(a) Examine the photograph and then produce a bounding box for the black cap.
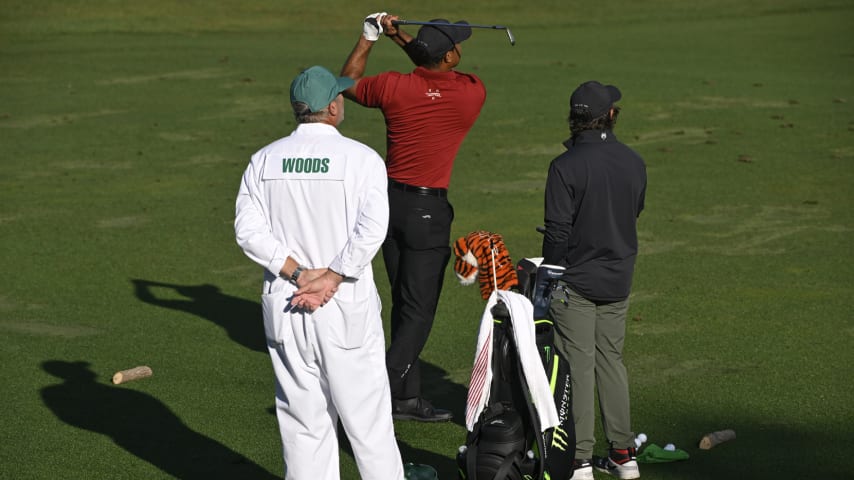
[414,19,472,59]
[570,81,622,119]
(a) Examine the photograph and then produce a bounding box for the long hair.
[292,101,330,124]
[568,105,620,138]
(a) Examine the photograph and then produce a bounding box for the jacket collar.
[563,129,618,149]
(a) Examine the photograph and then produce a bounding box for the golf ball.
[664,443,676,451]
[637,433,648,443]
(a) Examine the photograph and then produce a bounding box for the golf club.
[391,20,516,46]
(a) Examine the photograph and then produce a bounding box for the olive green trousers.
[549,283,635,459]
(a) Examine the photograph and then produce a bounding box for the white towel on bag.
[465,289,560,432]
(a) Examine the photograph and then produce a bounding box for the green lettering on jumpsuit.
[283,158,330,173]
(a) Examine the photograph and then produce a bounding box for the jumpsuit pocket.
[261,289,291,345]
[325,295,375,350]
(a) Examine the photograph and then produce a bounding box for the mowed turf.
[1,1,852,479]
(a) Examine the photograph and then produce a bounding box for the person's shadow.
[131,279,265,353]
[40,360,279,479]
[130,280,471,476]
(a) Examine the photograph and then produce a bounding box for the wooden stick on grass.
[699,429,736,449]
[112,366,153,385]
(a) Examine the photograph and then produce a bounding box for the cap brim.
[606,85,622,103]
[452,21,472,43]
[337,76,355,93]
[425,18,472,44]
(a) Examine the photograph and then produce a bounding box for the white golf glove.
[363,12,386,41]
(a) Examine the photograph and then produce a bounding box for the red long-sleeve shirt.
[354,66,486,189]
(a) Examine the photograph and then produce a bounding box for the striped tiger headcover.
[453,230,519,300]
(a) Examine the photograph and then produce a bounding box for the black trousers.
[383,186,454,400]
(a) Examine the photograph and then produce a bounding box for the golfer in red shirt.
[341,12,486,421]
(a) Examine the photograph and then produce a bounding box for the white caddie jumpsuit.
[235,122,404,480]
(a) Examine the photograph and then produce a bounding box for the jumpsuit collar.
[293,122,340,136]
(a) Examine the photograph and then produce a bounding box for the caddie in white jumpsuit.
[234,65,405,480]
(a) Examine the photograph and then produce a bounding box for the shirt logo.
[425,88,441,100]
[282,157,329,173]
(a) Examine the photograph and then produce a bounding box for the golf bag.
[457,261,575,480]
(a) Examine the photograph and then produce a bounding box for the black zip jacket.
[541,129,647,302]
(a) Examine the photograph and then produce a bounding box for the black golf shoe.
[392,397,453,422]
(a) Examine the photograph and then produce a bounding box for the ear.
[443,49,455,64]
[327,96,340,116]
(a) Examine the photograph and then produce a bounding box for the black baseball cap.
[570,80,622,119]
[415,19,472,59]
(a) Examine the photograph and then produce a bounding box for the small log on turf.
[699,429,736,450]
[112,366,153,385]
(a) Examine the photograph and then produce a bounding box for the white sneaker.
[593,448,640,479]
[572,459,594,480]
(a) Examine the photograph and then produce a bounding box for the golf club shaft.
[392,20,508,30]
[391,20,516,45]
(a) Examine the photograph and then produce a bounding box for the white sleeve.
[328,153,389,279]
[234,157,290,276]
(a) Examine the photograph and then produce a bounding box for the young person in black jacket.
[541,80,647,480]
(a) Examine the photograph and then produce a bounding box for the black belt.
[389,179,447,198]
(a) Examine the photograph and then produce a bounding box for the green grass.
[1,1,852,479]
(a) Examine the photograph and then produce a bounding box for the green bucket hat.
[289,65,354,112]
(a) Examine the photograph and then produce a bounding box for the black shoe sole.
[392,412,453,422]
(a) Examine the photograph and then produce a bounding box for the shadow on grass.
[398,437,463,480]
[416,361,469,434]
[625,417,842,480]
[336,418,462,480]
[336,361,469,478]
[40,360,278,479]
[131,279,472,477]
[131,279,265,353]
[262,359,469,477]
[399,442,460,480]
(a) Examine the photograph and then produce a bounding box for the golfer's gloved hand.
[363,12,386,41]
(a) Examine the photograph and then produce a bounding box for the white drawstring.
[490,237,499,295]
